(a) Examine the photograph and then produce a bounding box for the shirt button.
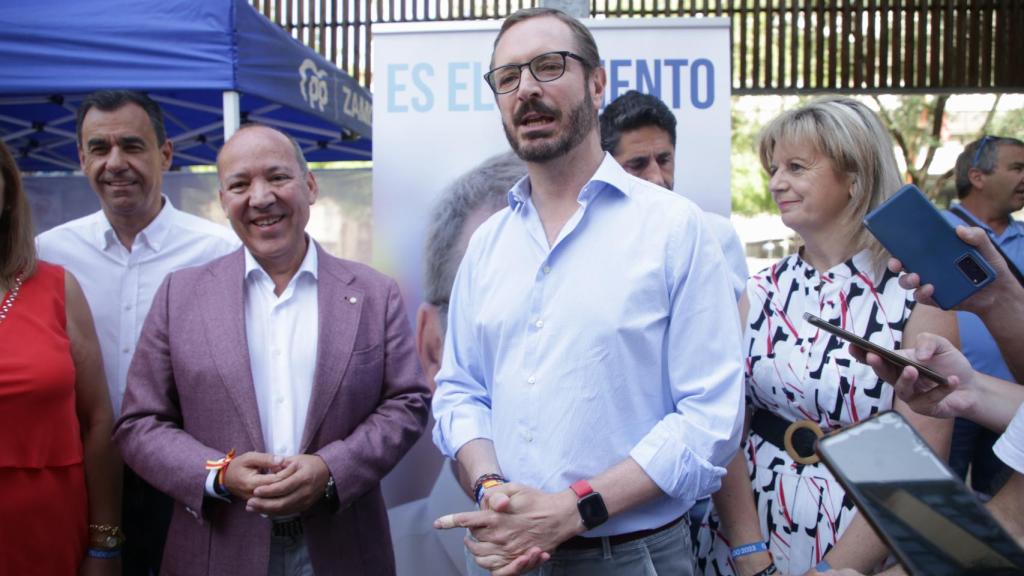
[534,319,544,329]
[273,348,281,357]
[527,376,536,385]
[543,266,551,274]
[523,431,533,443]
[276,446,287,455]
[276,396,284,404]
[122,346,131,354]
[124,303,132,310]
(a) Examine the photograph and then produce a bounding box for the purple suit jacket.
[114,244,430,576]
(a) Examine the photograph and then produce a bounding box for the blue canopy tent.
[0,0,372,172]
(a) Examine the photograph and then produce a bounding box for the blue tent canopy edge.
[0,0,372,172]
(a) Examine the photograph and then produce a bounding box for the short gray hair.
[955,135,1024,199]
[217,123,309,174]
[424,151,526,326]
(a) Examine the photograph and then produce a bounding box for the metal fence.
[250,0,1024,94]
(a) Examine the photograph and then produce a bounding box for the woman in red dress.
[0,140,122,575]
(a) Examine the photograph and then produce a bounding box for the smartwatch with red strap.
[570,479,609,530]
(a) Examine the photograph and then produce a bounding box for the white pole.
[223,90,241,142]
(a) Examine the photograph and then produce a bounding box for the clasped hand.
[222,452,330,516]
[434,483,581,575]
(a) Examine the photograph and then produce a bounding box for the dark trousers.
[122,467,173,576]
[949,417,1012,497]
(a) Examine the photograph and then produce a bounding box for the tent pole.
[223,90,240,141]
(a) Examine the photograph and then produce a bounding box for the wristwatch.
[323,475,339,512]
[569,479,608,530]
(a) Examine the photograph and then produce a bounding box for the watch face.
[578,492,609,529]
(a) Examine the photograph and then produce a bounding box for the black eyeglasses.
[971,135,995,168]
[484,51,587,95]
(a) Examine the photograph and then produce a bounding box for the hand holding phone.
[802,312,949,386]
[850,331,983,422]
[889,225,1020,318]
[864,185,996,310]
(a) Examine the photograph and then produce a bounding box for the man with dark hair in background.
[37,90,238,574]
[600,90,748,297]
[944,135,1024,497]
[389,151,526,576]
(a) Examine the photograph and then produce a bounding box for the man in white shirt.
[432,8,744,575]
[599,90,748,298]
[113,124,430,575]
[36,90,238,575]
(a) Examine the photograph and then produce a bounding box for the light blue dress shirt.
[432,154,745,537]
[943,206,1024,382]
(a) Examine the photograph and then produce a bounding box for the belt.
[271,518,303,538]
[557,515,684,551]
[750,409,825,465]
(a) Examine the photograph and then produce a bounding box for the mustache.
[513,100,559,125]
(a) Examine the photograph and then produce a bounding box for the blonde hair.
[0,140,36,284]
[758,97,903,273]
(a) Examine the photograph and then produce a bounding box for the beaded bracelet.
[472,473,508,505]
[730,540,768,559]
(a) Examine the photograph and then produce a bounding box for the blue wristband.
[87,547,122,559]
[815,559,832,572]
[730,540,768,559]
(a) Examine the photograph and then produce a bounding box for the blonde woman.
[696,98,957,576]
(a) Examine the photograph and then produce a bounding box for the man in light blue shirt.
[431,8,744,575]
[943,135,1024,496]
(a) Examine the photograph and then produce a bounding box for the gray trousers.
[269,532,315,576]
[466,518,694,576]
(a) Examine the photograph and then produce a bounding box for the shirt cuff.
[433,406,493,460]
[994,431,1024,475]
[629,429,725,504]
[205,468,231,502]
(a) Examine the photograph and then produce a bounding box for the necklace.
[0,273,24,326]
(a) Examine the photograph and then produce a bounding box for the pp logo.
[299,59,329,112]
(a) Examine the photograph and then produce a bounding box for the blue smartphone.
[864,184,996,310]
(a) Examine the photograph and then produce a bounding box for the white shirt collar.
[244,237,319,284]
[96,195,177,252]
[507,153,633,210]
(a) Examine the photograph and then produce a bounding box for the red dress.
[0,262,88,575]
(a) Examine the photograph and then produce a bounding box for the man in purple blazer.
[114,124,430,576]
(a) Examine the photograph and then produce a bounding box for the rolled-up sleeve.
[629,212,746,503]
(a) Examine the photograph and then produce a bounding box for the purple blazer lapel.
[199,250,265,452]
[300,244,361,452]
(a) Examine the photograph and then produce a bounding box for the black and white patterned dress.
[696,250,915,575]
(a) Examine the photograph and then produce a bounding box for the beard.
[503,91,597,163]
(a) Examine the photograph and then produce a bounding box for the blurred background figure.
[696,97,958,576]
[0,139,122,574]
[388,150,526,576]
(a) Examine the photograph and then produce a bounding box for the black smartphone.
[816,411,1024,575]
[864,184,997,310]
[802,312,948,386]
